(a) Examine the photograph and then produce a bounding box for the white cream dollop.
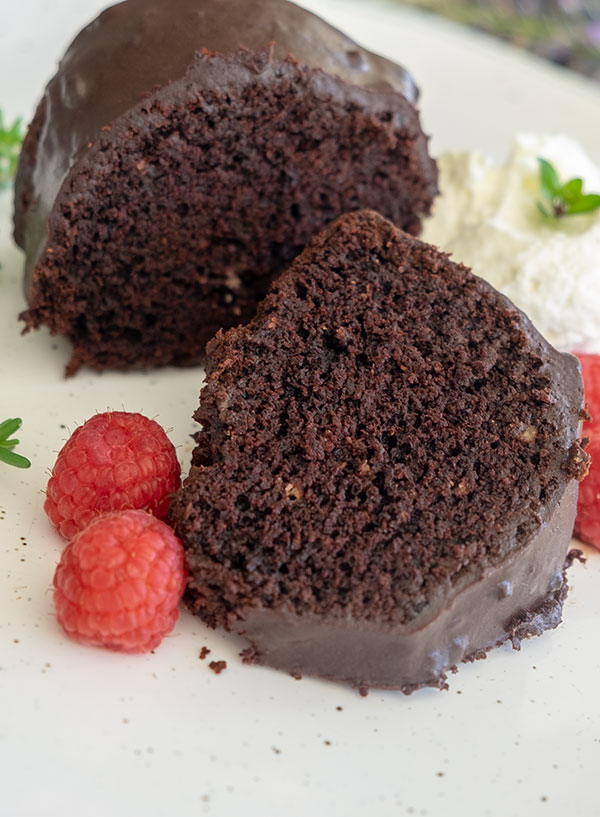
[422,133,600,354]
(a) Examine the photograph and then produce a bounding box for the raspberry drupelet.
[574,353,600,549]
[45,411,181,540]
[53,509,186,652]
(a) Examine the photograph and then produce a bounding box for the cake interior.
[23,54,433,373]
[176,211,585,631]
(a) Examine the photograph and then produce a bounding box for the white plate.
[1,2,599,816]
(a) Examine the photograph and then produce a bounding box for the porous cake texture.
[14,0,437,373]
[171,210,588,693]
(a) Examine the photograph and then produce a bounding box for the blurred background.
[399,0,600,81]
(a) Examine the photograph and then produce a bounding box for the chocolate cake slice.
[14,0,437,374]
[170,210,589,694]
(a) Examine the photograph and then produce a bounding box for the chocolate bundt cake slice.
[170,210,589,694]
[14,0,437,374]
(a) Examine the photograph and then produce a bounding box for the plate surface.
[1,2,599,816]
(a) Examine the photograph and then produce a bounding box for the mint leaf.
[568,193,600,215]
[536,201,551,218]
[558,177,583,204]
[537,157,600,219]
[538,158,561,199]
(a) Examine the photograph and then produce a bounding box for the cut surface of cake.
[170,210,589,694]
[14,0,437,374]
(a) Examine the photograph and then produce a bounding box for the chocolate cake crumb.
[171,210,586,693]
[15,0,436,374]
[208,660,227,674]
[199,646,211,660]
[564,439,591,480]
[565,548,586,567]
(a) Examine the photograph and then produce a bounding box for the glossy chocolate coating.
[214,341,584,692]
[236,482,579,693]
[173,210,587,693]
[14,0,417,271]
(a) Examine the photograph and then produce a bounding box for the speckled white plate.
[1,2,599,816]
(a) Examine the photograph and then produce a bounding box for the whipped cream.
[422,134,600,354]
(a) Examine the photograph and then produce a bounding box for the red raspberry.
[574,353,600,549]
[53,509,186,652]
[45,411,181,540]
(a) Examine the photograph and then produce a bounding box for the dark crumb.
[175,213,582,622]
[336,706,343,711]
[324,740,331,746]
[566,548,586,567]
[358,686,369,697]
[436,772,444,777]
[172,208,583,694]
[272,747,281,754]
[209,660,227,674]
[564,438,591,480]
[19,30,435,375]
[199,646,211,660]
[290,671,302,680]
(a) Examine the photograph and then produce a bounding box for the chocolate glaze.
[172,211,588,693]
[14,0,417,277]
[236,482,578,693]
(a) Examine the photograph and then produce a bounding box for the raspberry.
[53,509,186,652]
[45,411,181,540]
[574,353,600,549]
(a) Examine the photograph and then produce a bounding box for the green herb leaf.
[558,177,583,203]
[567,193,600,215]
[536,201,550,218]
[0,111,24,190]
[538,157,561,198]
[0,417,23,441]
[0,418,31,468]
[0,448,31,469]
[0,438,19,450]
[537,157,600,219]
